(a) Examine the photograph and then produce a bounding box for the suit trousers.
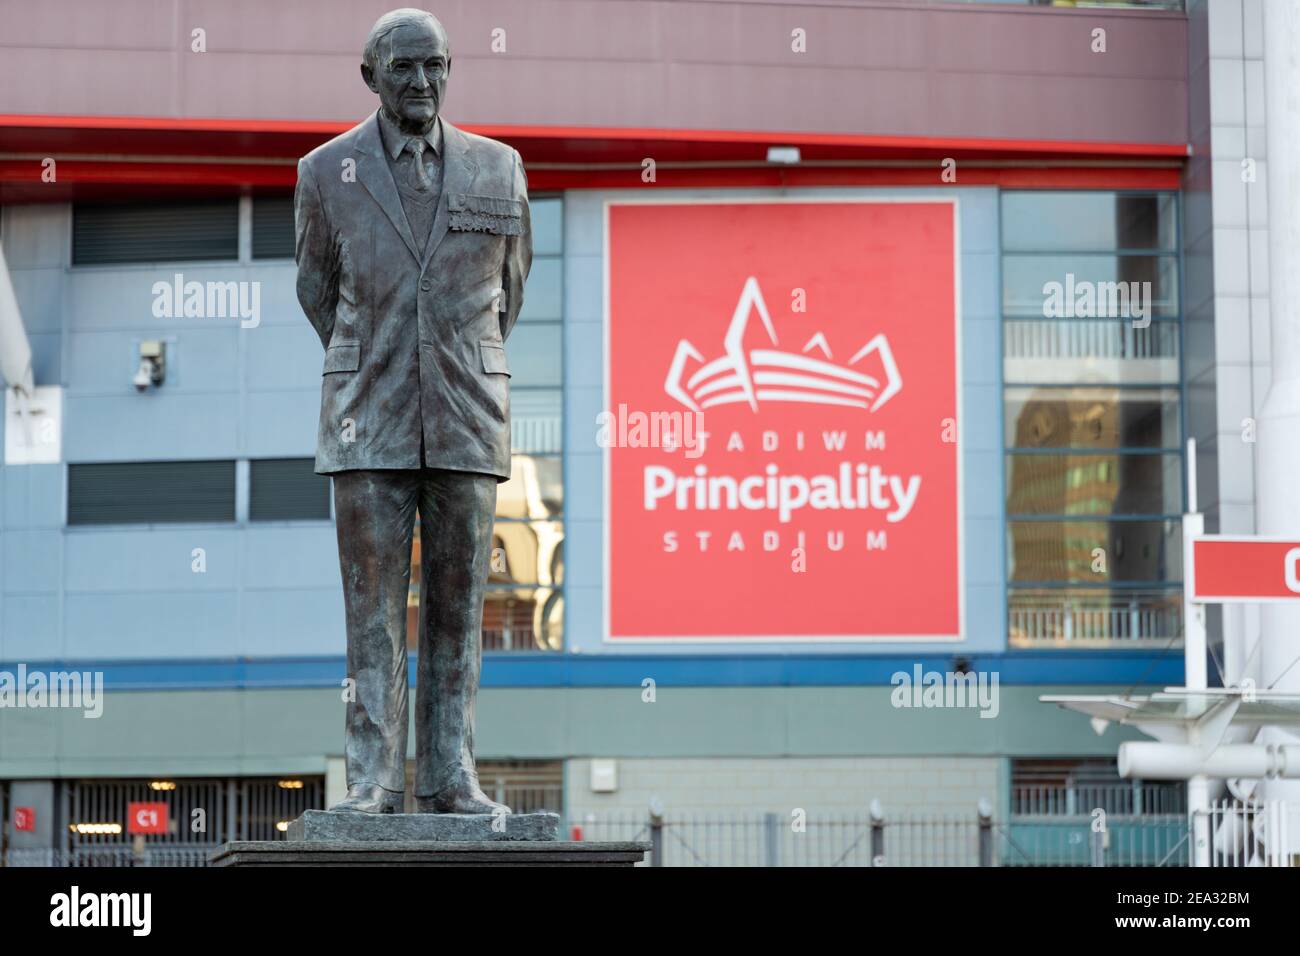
[332,468,497,798]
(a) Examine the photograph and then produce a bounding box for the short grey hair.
[362,8,449,70]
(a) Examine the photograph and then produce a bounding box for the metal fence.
[5,847,212,867]
[575,807,1282,867]
[9,799,1297,868]
[1008,590,1183,647]
[1201,799,1300,868]
[576,809,992,867]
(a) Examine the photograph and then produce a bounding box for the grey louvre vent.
[250,458,331,521]
[68,461,236,525]
[251,196,295,259]
[72,200,239,265]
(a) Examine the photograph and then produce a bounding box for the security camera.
[133,340,166,392]
[133,359,154,392]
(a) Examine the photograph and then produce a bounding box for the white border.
[600,195,965,644]
[1190,534,1300,604]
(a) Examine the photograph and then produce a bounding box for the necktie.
[407,139,432,191]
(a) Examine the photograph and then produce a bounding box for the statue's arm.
[499,148,533,343]
[294,158,339,349]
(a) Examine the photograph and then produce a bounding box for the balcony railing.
[1012,781,1185,817]
[1004,319,1179,362]
[1009,589,1182,646]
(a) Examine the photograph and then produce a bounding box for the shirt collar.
[377,109,442,160]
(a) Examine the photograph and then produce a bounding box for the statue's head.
[361,8,450,133]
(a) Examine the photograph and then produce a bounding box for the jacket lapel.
[422,119,478,272]
[353,112,420,263]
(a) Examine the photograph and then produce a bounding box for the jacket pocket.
[323,342,360,374]
[450,194,523,236]
[480,342,511,376]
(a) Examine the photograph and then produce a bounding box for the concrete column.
[1258,0,1300,822]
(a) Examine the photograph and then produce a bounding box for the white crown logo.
[664,277,903,414]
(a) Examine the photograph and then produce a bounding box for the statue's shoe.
[329,783,404,814]
[415,785,511,815]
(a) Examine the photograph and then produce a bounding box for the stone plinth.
[285,809,560,842]
[211,840,650,867]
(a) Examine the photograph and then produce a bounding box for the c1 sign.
[126,802,168,835]
[604,200,961,641]
[13,806,35,832]
[1190,536,1300,603]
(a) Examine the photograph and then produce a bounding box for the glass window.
[68,460,236,525]
[490,519,565,587]
[1006,453,1182,516]
[511,389,562,455]
[1002,254,1178,319]
[1002,192,1177,253]
[505,323,561,387]
[1001,191,1183,647]
[252,196,295,259]
[1007,519,1181,584]
[1005,387,1181,449]
[73,200,239,265]
[498,454,563,518]
[249,457,331,521]
[483,586,563,651]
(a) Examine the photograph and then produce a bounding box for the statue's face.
[364,20,449,130]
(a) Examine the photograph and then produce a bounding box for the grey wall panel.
[240,526,338,590]
[2,595,62,662]
[1,464,64,529]
[68,329,239,393]
[2,530,61,592]
[63,591,239,659]
[0,685,1156,778]
[243,389,318,459]
[244,324,322,391]
[0,1,1189,146]
[239,588,345,658]
[65,393,241,461]
[64,527,240,592]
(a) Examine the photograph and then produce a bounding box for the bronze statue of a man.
[294,8,531,814]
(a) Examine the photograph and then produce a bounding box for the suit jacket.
[295,112,532,480]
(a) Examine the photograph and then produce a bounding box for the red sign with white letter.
[13,807,34,832]
[1191,536,1300,602]
[605,200,961,641]
[127,802,168,835]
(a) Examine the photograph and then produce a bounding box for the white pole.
[1183,437,1209,864]
[1258,0,1300,840]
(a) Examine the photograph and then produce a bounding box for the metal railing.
[1202,799,1300,867]
[1009,590,1182,646]
[574,804,1274,867]
[576,806,994,867]
[1004,319,1179,362]
[12,800,1296,867]
[1012,781,1185,817]
[5,847,212,867]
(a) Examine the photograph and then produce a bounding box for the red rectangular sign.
[1191,536,1300,602]
[13,807,34,832]
[604,200,961,641]
[126,802,168,835]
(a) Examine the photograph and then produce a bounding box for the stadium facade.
[0,0,1281,863]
